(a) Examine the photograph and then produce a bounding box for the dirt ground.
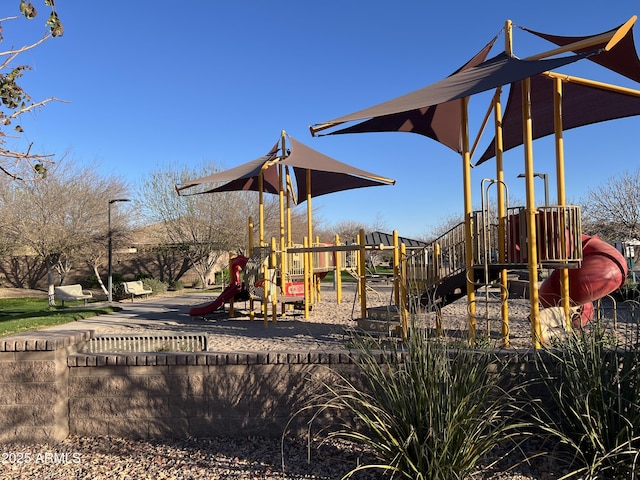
[0,287,49,298]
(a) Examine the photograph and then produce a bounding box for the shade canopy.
[317,38,497,153]
[175,134,395,203]
[309,49,593,147]
[475,18,640,164]
[281,137,395,201]
[175,153,280,196]
[476,73,640,164]
[524,18,640,82]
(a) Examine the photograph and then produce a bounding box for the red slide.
[189,283,241,317]
[189,255,249,317]
[539,235,628,327]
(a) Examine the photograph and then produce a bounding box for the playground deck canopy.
[310,18,640,164]
[309,50,592,143]
[175,134,395,203]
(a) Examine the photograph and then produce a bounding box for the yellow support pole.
[286,167,293,247]
[278,163,286,298]
[271,236,278,324]
[494,92,510,348]
[400,243,408,341]
[461,97,477,344]
[393,230,400,307]
[248,217,255,321]
[306,169,315,305]
[303,236,310,319]
[334,234,342,305]
[248,217,254,256]
[258,171,265,248]
[522,77,542,348]
[228,252,235,317]
[554,76,571,330]
[358,229,367,319]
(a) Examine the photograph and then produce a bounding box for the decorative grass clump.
[296,328,529,479]
[532,300,640,479]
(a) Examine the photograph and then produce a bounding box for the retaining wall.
[0,330,538,444]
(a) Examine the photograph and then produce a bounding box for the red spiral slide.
[189,255,249,317]
[539,235,628,327]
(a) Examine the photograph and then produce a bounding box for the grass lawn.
[0,297,118,338]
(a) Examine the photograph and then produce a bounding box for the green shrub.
[140,277,167,295]
[532,313,640,479]
[168,280,184,291]
[294,329,528,479]
[112,282,127,301]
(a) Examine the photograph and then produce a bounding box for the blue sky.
[8,1,640,239]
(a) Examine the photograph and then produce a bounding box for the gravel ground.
[0,434,569,480]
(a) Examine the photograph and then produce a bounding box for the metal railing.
[406,205,583,293]
[84,333,208,353]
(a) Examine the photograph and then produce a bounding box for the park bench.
[55,284,93,306]
[122,280,152,302]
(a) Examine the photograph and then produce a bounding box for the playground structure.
[188,203,627,349]
[182,16,640,348]
[308,16,640,348]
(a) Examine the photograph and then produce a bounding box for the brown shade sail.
[175,135,395,204]
[523,18,640,82]
[317,38,498,153]
[309,49,593,147]
[281,136,395,201]
[476,73,640,165]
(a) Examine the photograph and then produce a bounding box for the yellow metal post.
[334,234,342,304]
[494,92,510,348]
[306,169,315,305]
[271,237,278,324]
[248,217,254,256]
[400,243,408,341]
[286,167,293,247]
[393,230,400,307]
[522,77,542,348]
[554,76,571,329]
[461,97,477,344]
[303,236,310,319]
[258,172,265,248]
[248,217,255,321]
[358,229,367,319]
[228,252,235,317]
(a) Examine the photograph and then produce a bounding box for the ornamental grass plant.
[294,326,530,480]
[531,300,640,479]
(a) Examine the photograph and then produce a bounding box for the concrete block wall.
[0,328,539,444]
[0,330,92,443]
[67,351,358,439]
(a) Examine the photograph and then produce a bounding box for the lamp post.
[517,172,549,206]
[108,198,130,302]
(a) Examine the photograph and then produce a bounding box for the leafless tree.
[0,159,129,303]
[138,162,259,288]
[581,166,640,243]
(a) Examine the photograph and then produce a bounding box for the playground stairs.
[356,305,403,338]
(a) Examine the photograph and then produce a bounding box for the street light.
[108,198,130,302]
[517,172,549,206]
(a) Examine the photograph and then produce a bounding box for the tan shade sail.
[175,135,395,203]
[309,49,593,146]
[476,72,640,165]
[316,38,497,152]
